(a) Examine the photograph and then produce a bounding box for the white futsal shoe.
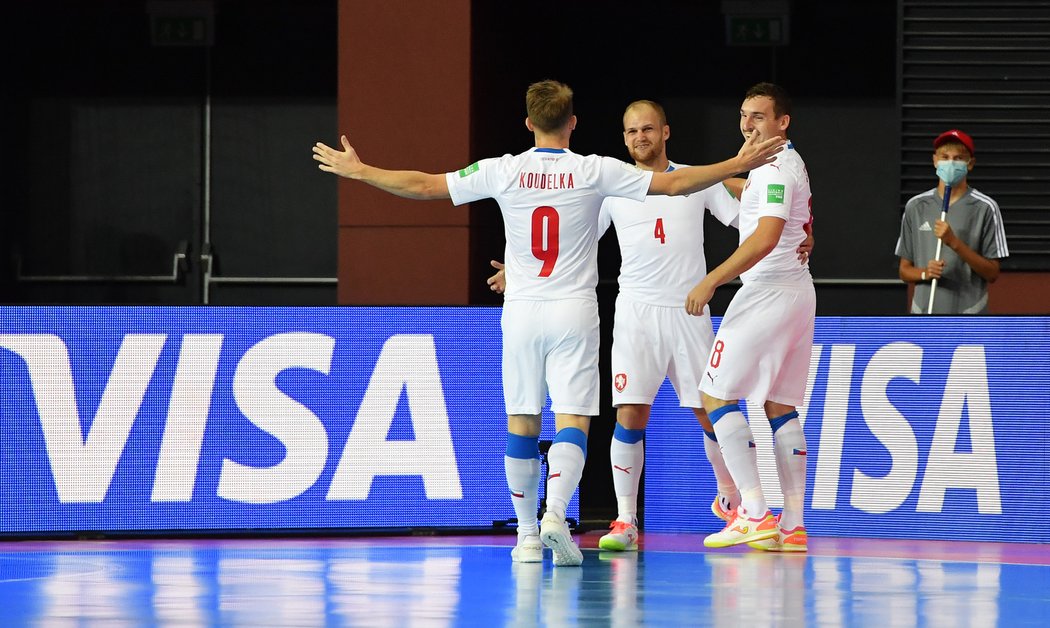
[598,520,639,551]
[511,534,543,563]
[540,512,583,566]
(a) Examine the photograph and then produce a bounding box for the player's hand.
[736,130,786,172]
[933,219,958,249]
[797,232,814,264]
[685,279,715,316]
[313,134,364,179]
[925,259,945,280]
[487,260,506,294]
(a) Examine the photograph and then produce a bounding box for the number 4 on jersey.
[654,218,666,244]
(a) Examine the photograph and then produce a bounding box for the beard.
[628,141,662,164]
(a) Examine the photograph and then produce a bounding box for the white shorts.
[610,295,714,408]
[500,298,600,416]
[700,280,816,407]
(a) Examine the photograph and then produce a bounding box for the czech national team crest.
[614,373,627,392]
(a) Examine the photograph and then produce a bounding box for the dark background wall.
[3,0,905,309]
[1,0,907,526]
[465,1,902,313]
[2,0,339,305]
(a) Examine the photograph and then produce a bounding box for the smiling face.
[739,95,789,142]
[622,102,669,168]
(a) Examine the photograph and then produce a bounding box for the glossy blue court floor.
[1,533,1048,626]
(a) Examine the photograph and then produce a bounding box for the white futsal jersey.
[738,141,812,284]
[700,141,815,406]
[599,162,740,306]
[445,148,653,301]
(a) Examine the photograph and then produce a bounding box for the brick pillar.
[337,0,471,304]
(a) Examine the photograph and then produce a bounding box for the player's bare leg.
[507,414,543,562]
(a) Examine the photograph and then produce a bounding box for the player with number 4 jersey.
[595,101,748,552]
[599,164,740,307]
[313,80,785,567]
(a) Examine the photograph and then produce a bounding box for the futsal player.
[314,79,785,565]
[685,82,814,552]
[594,100,746,551]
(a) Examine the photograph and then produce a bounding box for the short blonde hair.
[623,100,667,128]
[526,80,574,133]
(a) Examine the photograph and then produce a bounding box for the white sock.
[703,430,739,503]
[610,436,644,524]
[545,441,586,520]
[505,456,540,537]
[712,408,768,517]
[772,417,807,530]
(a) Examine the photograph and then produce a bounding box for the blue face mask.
[936,160,968,186]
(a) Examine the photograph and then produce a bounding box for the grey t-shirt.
[895,187,1009,314]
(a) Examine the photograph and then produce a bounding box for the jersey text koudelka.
[446,148,653,301]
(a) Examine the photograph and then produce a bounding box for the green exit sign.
[151,15,212,46]
[726,16,788,46]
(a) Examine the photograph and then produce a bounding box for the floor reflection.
[0,536,1047,626]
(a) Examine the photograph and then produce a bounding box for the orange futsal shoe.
[703,507,778,548]
[598,520,639,552]
[748,515,808,552]
[710,493,739,523]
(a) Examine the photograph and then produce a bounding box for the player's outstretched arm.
[313,134,450,200]
[649,132,785,197]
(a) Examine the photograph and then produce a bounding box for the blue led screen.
[0,306,577,534]
[645,317,1050,543]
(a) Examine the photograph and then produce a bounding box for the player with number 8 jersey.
[687,82,815,553]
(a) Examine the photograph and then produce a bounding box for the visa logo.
[747,342,1002,515]
[0,333,463,505]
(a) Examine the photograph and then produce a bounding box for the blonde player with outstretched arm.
[687,82,814,552]
[314,80,784,567]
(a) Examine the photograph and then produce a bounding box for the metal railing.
[599,277,905,287]
[199,243,336,304]
[14,241,189,284]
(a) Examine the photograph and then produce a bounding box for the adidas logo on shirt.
[919,221,932,231]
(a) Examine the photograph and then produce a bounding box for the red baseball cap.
[933,129,975,155]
